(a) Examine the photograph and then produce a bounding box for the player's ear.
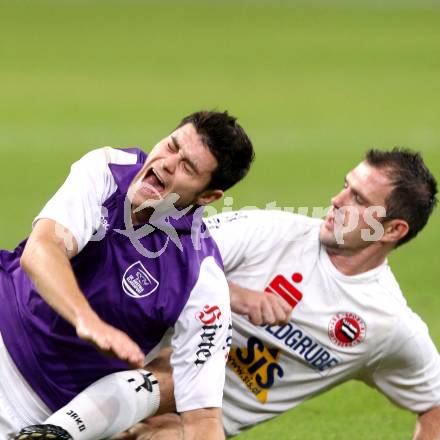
[196,189,224,206]
[381,219,409,245]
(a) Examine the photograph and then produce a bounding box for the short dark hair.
[177,110,255,191]
[365,147,438,247]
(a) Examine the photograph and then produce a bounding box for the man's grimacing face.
[128,123,221,221]
[320,161,394,251]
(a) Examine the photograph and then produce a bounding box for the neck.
[325,243,390,276]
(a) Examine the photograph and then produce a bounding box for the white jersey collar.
[319,244,388,284]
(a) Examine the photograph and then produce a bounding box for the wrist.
[230,286,250,314]
[73,304,99,329]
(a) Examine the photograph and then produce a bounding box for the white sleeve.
[369,313,440,413]
[205,210,319,274]
[34,147,136,253]
[170,256,231,413]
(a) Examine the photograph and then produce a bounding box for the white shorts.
[0,332,51,438]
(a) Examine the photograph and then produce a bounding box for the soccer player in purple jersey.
[0,111,254,440]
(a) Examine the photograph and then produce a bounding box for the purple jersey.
[0,148,229,412]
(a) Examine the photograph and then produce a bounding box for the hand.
[111,415,183,440]
[76,312,145,368]
[182,409,223,440]
[110,426,139,440]
[229,282,292,326]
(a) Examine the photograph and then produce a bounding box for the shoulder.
[197,256,228,290]
[104,147,146,165]
[374,266,430,333]
[206,209,320,227]
[370,283,434,366]
[71,147,141,170]
[376,265,407,304]
[206,209,321,240]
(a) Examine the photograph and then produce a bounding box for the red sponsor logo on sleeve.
[196,304,222,324]
[194,305,224,366]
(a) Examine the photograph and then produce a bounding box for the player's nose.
[162,154,178,174]
[331,189,346,209]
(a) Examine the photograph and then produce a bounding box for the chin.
[133,194,161,208]
[319,229,340,249]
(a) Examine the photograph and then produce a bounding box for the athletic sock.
[44,369,160,440]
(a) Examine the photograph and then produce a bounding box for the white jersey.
[206,210,440,436]
[0,148,230,435]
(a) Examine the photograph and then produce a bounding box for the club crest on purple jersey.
[122,261,159,298]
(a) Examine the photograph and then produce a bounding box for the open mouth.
[142,168,166,193]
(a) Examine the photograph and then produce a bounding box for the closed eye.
[345,177,366,205]
[167,142,177,153]
[182,160,194,175]
[354,193,364,204]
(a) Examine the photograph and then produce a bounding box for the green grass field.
[1,1,439,438]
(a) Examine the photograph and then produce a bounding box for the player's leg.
[14,369,161,440]
[14,348,175,440]
[0,331,51,439]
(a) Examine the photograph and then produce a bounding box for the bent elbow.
[20,242,36,274]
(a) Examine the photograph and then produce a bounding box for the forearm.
[110,414,184,440]
[111,411,223,440]
[181,409,224,440]
[183,421,224,440]
[413,406,440,440]
[21,219,145,366]
[20,223,95,327]
[228,281,251,315]
[147,348,176,415]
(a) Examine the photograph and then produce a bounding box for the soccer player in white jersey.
[18,148,440,439]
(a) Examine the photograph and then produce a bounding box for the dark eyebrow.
[171,135,200,175]
[345,176,372,205]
